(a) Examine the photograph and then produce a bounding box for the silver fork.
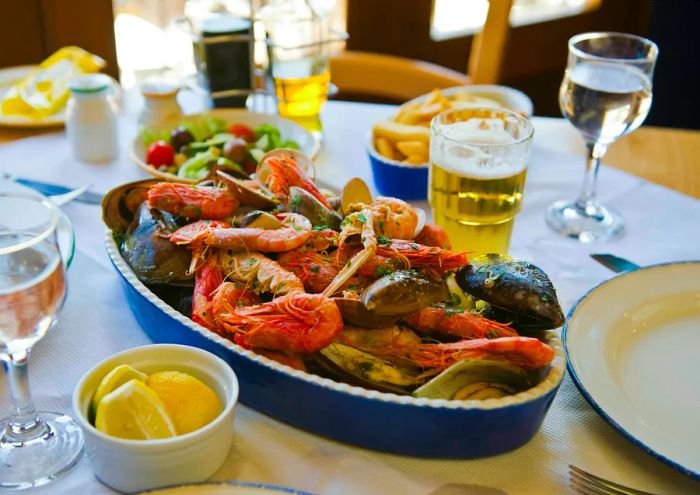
[569,465,657,495]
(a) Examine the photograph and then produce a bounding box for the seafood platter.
[104,148,566,457]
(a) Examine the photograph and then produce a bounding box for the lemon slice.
[95,379,177,440]
[146,371,222,435]
[90,364,147,419]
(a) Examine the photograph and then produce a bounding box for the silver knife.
[7,175,103,205]
[590,253,640,273]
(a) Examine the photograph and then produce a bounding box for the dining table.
[0,89,699,495]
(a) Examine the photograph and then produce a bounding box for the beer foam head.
[432,118,528,179]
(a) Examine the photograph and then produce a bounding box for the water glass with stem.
[545,32,658,241]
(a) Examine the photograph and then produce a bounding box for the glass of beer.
[259,2,340,133]
[546,32,658,241]
[429,107,534,254]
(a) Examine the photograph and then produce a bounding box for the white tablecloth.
[1,95,699,495]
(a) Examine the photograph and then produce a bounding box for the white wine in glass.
[546,32,658,241]
[0,192,83,490]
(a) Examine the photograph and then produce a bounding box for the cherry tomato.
[228,123,256,143]
[146,141,175,167]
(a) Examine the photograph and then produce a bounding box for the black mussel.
[120,203,193,285]
[239,210,283,229]
[288,186,342,230]
[413,359,535,400]
[318,343,425,394]
[361,270,449,316]
[479,303,557,335]
[456,254,565,328]
[102,179,161,233]
[334,298,404,328]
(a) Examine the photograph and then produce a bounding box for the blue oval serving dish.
[107,234,564,458]
[367,135,429,201]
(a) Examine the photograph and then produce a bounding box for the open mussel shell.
[256,148,316,185]
[455,254,565,329]
[239,210,283,229]
[413,359,535,400]
[334,298,405,328]
[318,343,425,394]
[102,178,161,233]
[288,186,342,230]
[412,207,427,239]
[216,170,279,209]
[341,177,373,215]
[361,270,450,316]
[120,203,193,285]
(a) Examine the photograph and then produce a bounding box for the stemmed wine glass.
[546,32,658,241]
[0,192,83,489]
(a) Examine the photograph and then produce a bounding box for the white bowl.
[72,344,239,493]
[131,109,320,183]
[403,84,534,117]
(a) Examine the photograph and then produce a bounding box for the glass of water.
[0,193,83,489]
[545,32,658,241]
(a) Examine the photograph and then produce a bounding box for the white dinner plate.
[138,481,313,495]
[0,65,120,128]
[564,261,700,479]
[0,178,76,268]
[131,108,320,183]
[0,65,66,127]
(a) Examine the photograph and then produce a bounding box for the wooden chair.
[331,0,513,100]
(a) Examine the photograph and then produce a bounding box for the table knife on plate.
[7,175,103,205]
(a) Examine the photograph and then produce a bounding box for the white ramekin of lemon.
[72,344,238,493]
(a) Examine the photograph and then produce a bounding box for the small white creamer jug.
[66,74,118,163]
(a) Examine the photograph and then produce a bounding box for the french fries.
[372,88,509,165]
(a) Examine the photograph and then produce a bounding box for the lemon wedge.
[146,371,222,435]
[90,364,147,419]
[95,379,177,440]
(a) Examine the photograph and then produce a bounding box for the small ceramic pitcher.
[139,81,184,128]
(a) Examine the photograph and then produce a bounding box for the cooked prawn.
[414,223,452,249]
[262,156,331,208]
[368,197,419,239]
[336,326,553,370]
[218,251,304,296]
[147,182,239,219]
[169,213,313,253]
[403,305,519,340]
[217,293,343,353]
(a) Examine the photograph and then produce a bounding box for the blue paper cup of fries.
[367,133,429,200]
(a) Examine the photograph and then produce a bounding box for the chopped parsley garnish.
[312,224,329,231]
[310,265,321,273]
[377,235,391,245]
[356,213,367,223]
[375,265,393,277]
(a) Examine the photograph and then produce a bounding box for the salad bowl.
[106,233,565,458]
[131,109,320,183]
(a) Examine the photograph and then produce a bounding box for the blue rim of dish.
[106,233,566,413]
[562,260,700,480]
[137,480,315,494]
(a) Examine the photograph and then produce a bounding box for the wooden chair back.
[331,0,514,100]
